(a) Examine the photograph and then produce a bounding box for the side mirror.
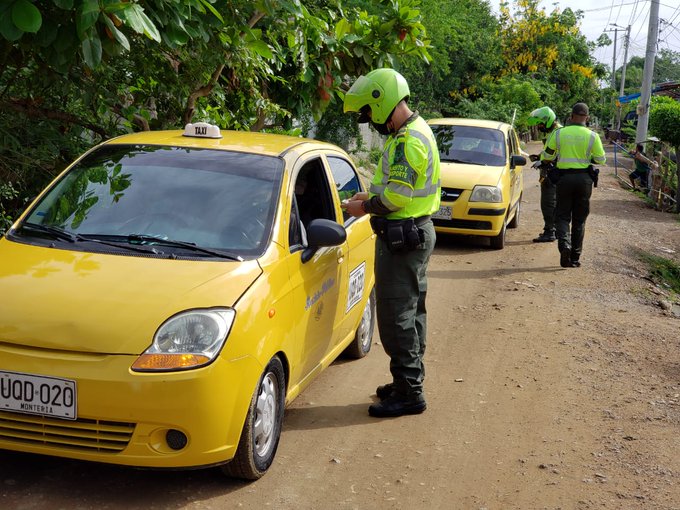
[301,218,346,263]
[510,155,527,168]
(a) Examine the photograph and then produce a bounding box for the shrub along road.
[1,142,679,509]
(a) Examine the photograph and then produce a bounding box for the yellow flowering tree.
[497,0,607,118]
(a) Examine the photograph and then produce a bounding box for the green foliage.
[639,251,680,296]
[0,0,432,224]
[649,98,680,148]
[0,181,19,235]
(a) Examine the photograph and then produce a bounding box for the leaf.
[0,3,24,41]
[53,0,74,9]
[82,32,103,69]
[121,4,161,42]
[248,40,273,60]
[76,0,99,39]
[12,0,42,33]
[102,15,130,51]
[198,0,223,23]
[335,18,350,39]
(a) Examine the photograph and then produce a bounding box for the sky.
[485,0,680,70]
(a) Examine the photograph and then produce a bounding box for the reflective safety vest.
[541,125,606,169]
[369,115,441,220]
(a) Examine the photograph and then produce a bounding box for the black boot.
[533,230,556,243]
[368,393,426,418]
[559,246,572,268]
[375,383,394,400]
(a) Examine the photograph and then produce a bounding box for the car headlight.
[469,185,503,203]
[131,308,235,372]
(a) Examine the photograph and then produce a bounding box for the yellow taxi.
[0,123,376,479]
[426,118,526,249]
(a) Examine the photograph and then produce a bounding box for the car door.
[507,127,523,208]
[325,154,375,342]
[285,154,348,385]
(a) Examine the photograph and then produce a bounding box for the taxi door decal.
[345,262,365,313]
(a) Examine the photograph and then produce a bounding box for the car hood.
[440,162,503,189]
[0,240,261,355]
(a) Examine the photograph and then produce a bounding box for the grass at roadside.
[639,250,680,298]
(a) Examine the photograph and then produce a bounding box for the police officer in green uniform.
[541,103,606,268]
[341,68,441,418]
[527,106,561,242]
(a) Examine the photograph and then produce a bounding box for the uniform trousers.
[374,220,435,397]
[539,177,557,234]
[554,172,594,261]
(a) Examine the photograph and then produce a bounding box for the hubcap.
[253,373,278,457]
[357,294,373,351]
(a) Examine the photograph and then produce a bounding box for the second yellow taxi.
[427,118,526,249]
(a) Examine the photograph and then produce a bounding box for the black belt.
[414,215,432,226]
[559,168,590,174]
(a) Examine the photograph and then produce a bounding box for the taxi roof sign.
[183,122,222,139]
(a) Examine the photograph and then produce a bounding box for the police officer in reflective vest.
[527,106,561,242]
[341,68,441,418]
[541,102,606,268]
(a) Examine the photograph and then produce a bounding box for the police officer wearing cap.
[341,68,441,418]
[541,102,606,268]
[527,106,561,242]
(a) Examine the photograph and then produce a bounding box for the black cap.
[572,103,589,116]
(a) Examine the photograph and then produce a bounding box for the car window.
[288,157,337,249]
[431,125,506,166]
[326,156,362,224]
[19,145,283,258]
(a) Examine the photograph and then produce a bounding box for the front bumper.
[0,344,261,468]
[433,199,507,236]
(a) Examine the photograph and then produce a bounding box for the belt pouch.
[387,222,405,252]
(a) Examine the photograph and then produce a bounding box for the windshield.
[431,125,506,167]
[15,145,283,259]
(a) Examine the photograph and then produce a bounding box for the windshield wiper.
[19,223,159,254]
[20,222,79,242]
[441,157,483,165]
[127,234,244,261]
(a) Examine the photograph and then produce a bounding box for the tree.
[0,0,432,232]
[497,0,607,121]
[649,97,680,213]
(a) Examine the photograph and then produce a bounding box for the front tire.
[489,220,506,250]
[343,288,376,359]
[221,357,285,480]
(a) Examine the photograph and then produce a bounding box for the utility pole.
[636,0,660,143]
[604,26,619,128]
[616,25,631,130]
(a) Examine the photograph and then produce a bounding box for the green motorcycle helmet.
[343,68,410,124]
[527,106,557,130]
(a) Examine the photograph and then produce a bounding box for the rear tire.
[343,288,376,359]
[221,357,285,480]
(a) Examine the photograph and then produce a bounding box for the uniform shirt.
[541,125,606,169]
[368,114,441,220]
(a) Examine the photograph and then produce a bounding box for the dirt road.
[2,142,679,510]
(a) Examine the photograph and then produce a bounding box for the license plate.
[0,371,77,420]
[432,205,452,220]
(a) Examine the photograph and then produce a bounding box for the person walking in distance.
[541,102,606,268]
[341,68,441,418]
[527,106,561,243]
[629,143,653,192]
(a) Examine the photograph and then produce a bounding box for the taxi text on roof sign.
[183,122,222,139]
